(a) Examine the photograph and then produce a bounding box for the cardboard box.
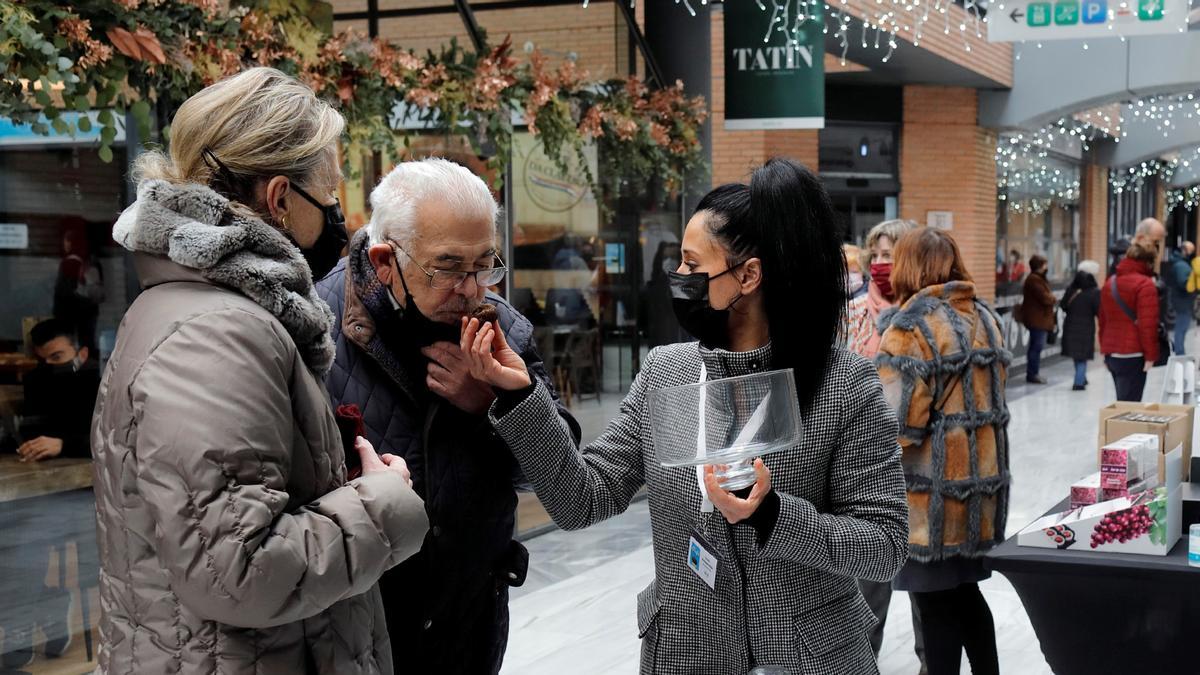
[1070,472,1103,508]
[1098,402,1195,483]
[1099,434,1156,490]
[1020,447,1183,556]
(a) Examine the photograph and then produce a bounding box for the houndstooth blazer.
[489,342,908,675]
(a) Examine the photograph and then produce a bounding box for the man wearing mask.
[2,319,98,668]
[18,319,100,462]
[315,158,578,675]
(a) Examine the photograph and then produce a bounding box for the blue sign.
[1082,0,1107,23]
[0,112,122,146]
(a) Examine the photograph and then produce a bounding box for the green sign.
[1054,1,1080,24]
[723,1,824,130]
[1138,0,1163,20]
[1028,2,1053,25]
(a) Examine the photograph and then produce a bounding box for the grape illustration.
[1090,504,1155,548]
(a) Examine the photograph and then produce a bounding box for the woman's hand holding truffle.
[462,316,532,391]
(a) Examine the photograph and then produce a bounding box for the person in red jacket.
[1100,240,1161,401]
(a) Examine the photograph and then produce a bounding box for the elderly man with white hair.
[315,157,579,675]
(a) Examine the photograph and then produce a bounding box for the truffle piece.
[334,404,364,473]
[471,303,499,325]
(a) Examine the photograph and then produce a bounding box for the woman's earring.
[280,215,289,230]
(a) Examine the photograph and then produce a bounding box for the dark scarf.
[344,229,430,406]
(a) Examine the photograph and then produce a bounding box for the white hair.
[367,157,500,249]
[1077,259,1101,282]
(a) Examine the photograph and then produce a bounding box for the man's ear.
[78,346,89,363]
[368,244,396,286]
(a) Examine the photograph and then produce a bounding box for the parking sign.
[1081,0,1107,23]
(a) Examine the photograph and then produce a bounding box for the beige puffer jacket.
[91,181,429,674]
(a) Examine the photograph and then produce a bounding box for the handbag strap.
[1109,275,1139,325]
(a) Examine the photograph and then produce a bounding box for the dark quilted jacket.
[316,241,579,675]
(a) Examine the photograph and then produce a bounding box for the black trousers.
[909,583,999,675]
[1105,355,1148,402]
[857,579,925,665]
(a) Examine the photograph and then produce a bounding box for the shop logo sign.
[1054,1,1080,24]
[1082,0,1108,23]
[522,141,590,213]
[730,45,816,72]
[723,0,825,130]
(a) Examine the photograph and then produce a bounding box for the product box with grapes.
[1019,446,1184,556]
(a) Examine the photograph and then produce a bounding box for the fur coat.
[875,281,1012,562]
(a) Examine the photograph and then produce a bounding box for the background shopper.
[1020,254,1056,385]
[1100,240,1162,402]
[844,219,924,667]
[1165,241,1195,355]
[1060,261,1102,391]
[877,227,1011,675]
[845,219,918,359]
[91,67,429,675]
[466,159,908,675]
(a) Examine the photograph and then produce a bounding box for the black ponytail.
[700,158,846,407]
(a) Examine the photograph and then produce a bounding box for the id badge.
[686,526,720,590]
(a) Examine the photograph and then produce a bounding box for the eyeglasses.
[390,242,508,290]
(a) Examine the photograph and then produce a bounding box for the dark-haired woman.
[462,158,908,675]
[1061,261,1102,391]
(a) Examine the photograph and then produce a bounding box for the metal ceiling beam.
[454,0,487,52]
[616,0,664,88]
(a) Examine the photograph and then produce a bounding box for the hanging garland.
[0,0,708,197]
[995,118,1099,215]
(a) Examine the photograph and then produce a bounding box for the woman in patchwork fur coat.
[876,227,1011,675]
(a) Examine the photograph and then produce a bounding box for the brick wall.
[899,85,998,301]
[709,9,818,185]
[839,0,1012,87]
[1080,162,1110,268]
[333,2,625,80]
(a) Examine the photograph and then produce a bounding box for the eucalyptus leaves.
[0,0,708,199]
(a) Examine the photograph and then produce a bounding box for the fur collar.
[114,179,335,375]
[879,281,980,333]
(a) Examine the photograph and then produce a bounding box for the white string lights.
[580,0,990,64]
[1167,185,1200,213]
[1125,91,1200,140]
[1108,147,1200,210]
[996,118,1101,214]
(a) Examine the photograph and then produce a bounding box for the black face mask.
[35,357,81,378]
[668,262,745,348]
[389,247,462,347]
[291,184,348,281]
[200,148,347,281]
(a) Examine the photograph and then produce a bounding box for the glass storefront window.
[508,132,684,408]
[0,134,131,672]
[820,122,900,244]
[995,139,1081,296]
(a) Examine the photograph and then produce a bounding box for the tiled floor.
[504,352,1185,674]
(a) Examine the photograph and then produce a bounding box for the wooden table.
[0,454,93,503]
[0,352,38,382]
